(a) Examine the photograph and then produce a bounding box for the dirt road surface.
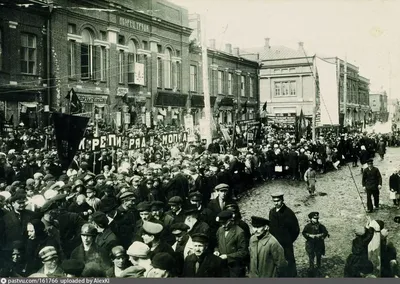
[239,147,400,277]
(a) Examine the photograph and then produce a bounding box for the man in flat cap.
[92,211,119,254]
[170,223,190,276]
[302,212,329,275]
[141,221,175,260]
[126,241,152,275]
[166,196,186,224]
[110,190,138,249]
[269,192,300,277]
[70,223,111,270]
[3,193,38,251]
[36,246,64,277]
[249,216,287,278]
[208,184,233,219]
[214,210,248,277]
[362,159,382,213]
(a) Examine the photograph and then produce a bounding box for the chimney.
[298,41,304,51]
[225,43,232,54]
[264,38,270,49]
[209,39,216,49]
[233,47,240,56]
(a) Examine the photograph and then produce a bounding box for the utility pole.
[312,56,317,141]
[200,15,212,146]
[343,56,348,128]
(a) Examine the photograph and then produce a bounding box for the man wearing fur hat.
[249,216,287,278]
[302,212,329,274]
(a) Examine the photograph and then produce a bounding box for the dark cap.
[189,191,203,201]
[308,212,319,219]
[151,252,175,272]
[80,223,97,236]
[110,246,126,259]
[367,158,374,164]
[168,196,183,205]
[9,193,27,204]
[95,174,106,181]
[184,204,199,215]
[191,233,209,244]
[61,259,85,276]
[251,216,270,228]
[91,211,109,228]
[170,223,190,234]
[137,201,151,212]
[119,191,136,201]
[216,210,234,223]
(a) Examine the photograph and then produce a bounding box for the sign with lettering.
[78,132,188,151]
[119,17,150,33]
[134,63,145,85]
[77,94,108,104]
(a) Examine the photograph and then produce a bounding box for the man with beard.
[214,210,248,277]
[151,201,174,245]
[92,211,119,254]
[249,216,287,278]
[269,192,300,277]
[183,233,222,277]
[167,196,186,224]
[3,193,38,251]
[35,246,64,277]
[70,223,111,270]
[110,191,138,249]
[141,221,175,260]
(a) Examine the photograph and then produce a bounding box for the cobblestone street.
[239,147,400,277]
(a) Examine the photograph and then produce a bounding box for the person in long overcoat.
[269,192,300,277]
[214,210,248,277]
[182,233,222,277]
[302,212,329,272]
[389,169,400,206]
[362,159,382,213]
[248,216,287,278]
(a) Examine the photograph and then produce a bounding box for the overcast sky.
[170,0,400,99]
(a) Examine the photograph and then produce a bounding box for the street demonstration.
[1,0,400,279]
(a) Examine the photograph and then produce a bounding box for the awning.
[219,97,234,106]
[20,102,38,108]
[155,91,188,107]
[191,95,217,108]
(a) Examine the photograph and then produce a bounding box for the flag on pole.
[65,88,83,114]
[53,112,90,170]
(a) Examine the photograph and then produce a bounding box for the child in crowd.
[304,163,317,196]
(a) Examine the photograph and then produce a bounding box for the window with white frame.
[249,77,254,97]
[128,40,138,83]
[118,50,124,83]
[274,81,296,96]
[100,46,107,81]
[218,71,223,94]
[190,65,197,92]
[241,75,245,96]
[228,73,232,95]
[20,33,37,74]
[174,61,181,90]
[81,29,94,79]
[164,48,172,89]
[68,40,76,77]
[157,57,162,88]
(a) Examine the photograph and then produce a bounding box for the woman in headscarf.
[25,219,60,275]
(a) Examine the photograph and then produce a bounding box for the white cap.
[127,241,150,258]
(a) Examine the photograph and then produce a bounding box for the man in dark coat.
[214,210,248,277]
[362,159,382,213]
[269,192,300,277]
[389,169,400,206]
[166,196,186,224]
[141,221,175,260]
[183,233,222,277]
[92,211,119,254]
[3,193,38,251]
[287,145,299,180]
[164,168,189,201]
[207,184,232,219]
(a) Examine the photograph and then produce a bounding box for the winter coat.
[248,232,287,278]
[183,252,222,277]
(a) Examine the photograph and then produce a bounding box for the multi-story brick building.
[370,91,389,123]
[0,0,50,127]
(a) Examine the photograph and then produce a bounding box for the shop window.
[20,33,37,74]
[81,29,94,79]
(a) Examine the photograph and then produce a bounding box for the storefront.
[190,95,217,125]
[155,91,188,126]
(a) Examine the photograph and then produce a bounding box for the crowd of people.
[0,123,398,278]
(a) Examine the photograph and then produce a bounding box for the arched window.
[128,40,138,83]
[164,48,172,88]
[81,28,94,79]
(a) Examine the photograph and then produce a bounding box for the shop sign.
[119,17,150,33]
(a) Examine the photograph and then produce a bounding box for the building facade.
[0,1,50,127]
[242,39,315,118]
[369,92,389,123]
[49,0,192,128]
